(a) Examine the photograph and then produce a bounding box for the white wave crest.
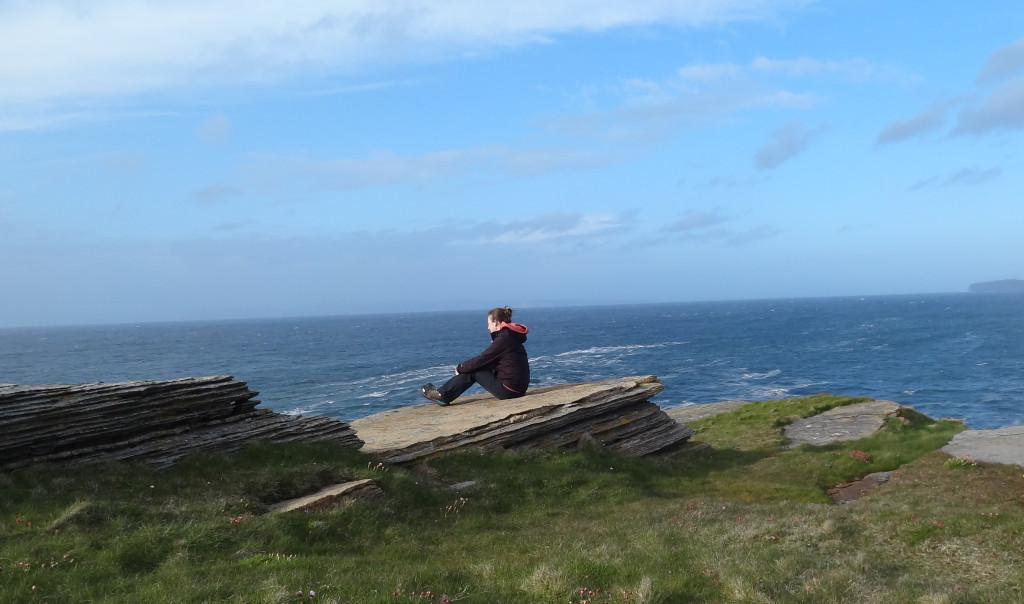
[740,369,781,380]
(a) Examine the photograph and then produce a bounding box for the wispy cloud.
[197,114,231,144]
[876,102,954,145]
[664,210,780,246]
[665,209,734,243]
[976,37,1024,85]
[243,145,616,194]
[954,38,1024,135]
[666,210,731,232]
[726,225,782,245]
[194,184,244,205]
[456,211,636,248]
[0,1,815,110]
[953,77,1024,135]
[552,51,894,143]
[750,56,893,81]
[880,38,1024,141]
[545,64,823,143]
[908,167,1002,191]
[755,120,825,169]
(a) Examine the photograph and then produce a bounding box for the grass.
[2,394,1023,603]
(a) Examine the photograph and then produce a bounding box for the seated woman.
[421,306,530,406]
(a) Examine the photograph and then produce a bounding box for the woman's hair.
[488,306,514,324]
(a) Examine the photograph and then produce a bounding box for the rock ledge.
[0,376,363,469]
[351,375,694,464]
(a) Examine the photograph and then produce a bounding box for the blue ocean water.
[2,293,1022,428]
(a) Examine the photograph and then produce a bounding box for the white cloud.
[755,120,824,169]
[0,0,814,109]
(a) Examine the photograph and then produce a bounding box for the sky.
[1,0,1022,328]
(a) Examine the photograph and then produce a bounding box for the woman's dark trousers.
[437,369,520,404]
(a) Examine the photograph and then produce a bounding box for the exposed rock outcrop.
[942,426,1024,467]
[783,400,903,448]
[351,375,696,464]
[0,376,363,469]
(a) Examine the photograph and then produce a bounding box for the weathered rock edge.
[0,376,363,470]
[268,479,384,514]
[351,375,695,464]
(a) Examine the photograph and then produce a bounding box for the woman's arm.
[456,334,507,374]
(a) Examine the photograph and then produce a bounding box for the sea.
[2,293,1022,429]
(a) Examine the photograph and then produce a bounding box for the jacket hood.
[499,321,528,334]
[491,321,528,343]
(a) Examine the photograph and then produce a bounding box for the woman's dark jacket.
[456,322,530,394]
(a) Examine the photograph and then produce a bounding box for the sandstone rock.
[666,400,754,424]
[942,426,1024,467]
[268,479,383,513]
[0,376,363,469]
[351,375,694,464]
[783,400,902,448]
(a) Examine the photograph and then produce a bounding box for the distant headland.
[969,279,1024,293]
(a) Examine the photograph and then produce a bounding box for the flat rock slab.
[827,471,893,505]
[942,426,1024,467]
[666,401,753,424]
[268,479,382,514]
[351,376,694,464]
[784,400,902,448]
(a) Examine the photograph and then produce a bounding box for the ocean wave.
[281,406,318,416]
[740,369,781,380]
[553,342,687,356]
[345,365,453,388]
[358,391,389,399]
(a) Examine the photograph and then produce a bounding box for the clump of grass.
[944,454,979,470]
[0,395,1018,603]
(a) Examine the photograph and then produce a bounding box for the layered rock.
[351,375,695,464]
[0,376,362,469]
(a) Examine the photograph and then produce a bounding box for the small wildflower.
[849,450,872,462]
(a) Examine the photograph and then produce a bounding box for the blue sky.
[1,0,1022,327]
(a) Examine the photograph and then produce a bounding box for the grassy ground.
[3,394,1023,603]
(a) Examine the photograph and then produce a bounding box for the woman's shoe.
[420,384,448,406]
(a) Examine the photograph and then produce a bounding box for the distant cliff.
[969,279,1024,293]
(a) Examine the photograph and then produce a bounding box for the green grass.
[3,395,1022,603]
